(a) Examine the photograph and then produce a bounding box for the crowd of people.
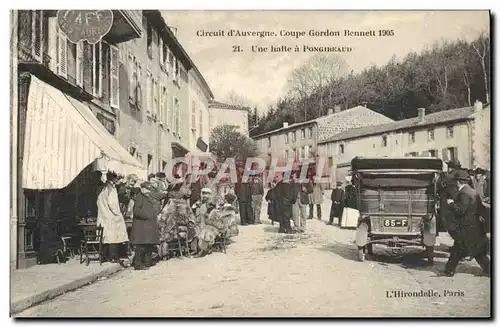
[96,170,240,270]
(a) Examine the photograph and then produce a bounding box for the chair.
[80,225,103,266]
[213,231,227,254]
[165,225,192,259]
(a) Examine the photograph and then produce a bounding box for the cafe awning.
[22,76,147,190]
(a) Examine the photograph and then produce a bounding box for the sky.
[161,10,489,112]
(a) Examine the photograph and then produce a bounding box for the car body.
[352,156,443,263]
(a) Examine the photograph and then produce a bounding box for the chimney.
[334,105,341,113]
[327,108,333,115]
[361,102,368,107]
[283,122,289,128]
[418,108,425,122]
[474,100,483,112]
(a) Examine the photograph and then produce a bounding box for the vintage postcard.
[10,10,491,318]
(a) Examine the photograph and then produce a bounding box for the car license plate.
[383,219,408,227]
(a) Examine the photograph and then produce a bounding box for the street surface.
[17,197,490,317]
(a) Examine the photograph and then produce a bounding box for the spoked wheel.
[426,246,434,265]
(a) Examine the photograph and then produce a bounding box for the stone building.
[252,105,394,170]
[208,100,250,136]
[12,10,214,269]
[318,102,491,183]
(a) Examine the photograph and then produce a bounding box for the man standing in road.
[235,167,255,225]
[329,181,345,226]
[309,177,324,220]
[273,172,295,234]
[250,174,264,224]
[444,170,490,277]
[439,160,462,245]
[294,175,312,232]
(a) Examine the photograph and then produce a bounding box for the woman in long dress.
[157,174,196,259]
[96,171,129,265]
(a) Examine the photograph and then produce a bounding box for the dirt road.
[17,199,490,317]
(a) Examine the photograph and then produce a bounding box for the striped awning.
[22,76,147,190]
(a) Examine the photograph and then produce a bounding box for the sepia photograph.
[9,9,491,318]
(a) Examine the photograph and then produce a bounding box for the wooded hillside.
[250,33,490,137]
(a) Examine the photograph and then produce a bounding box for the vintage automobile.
[352,156,443,263]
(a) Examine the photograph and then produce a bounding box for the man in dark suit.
[444,170,490,277]
[329,181,345,226]
[235,167,255,225]
[273,172,296,234]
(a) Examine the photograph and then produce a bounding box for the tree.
[286,54,350,118]
[224,90,252,108]
[209,124,259,163]
[472,31,490,103]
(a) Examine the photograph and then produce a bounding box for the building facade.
[12,10,214,270]
[318,102,491,183]
[208,100,249,136]
[188,68,213,153]
[14,10,145,269]
[253,105,394,170]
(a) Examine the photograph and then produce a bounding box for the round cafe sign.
[57,10,113,44]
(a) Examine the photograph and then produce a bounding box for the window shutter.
[76,41,84,87]
[159,85,164,123]
[110,45,119,109]
[92,42,103,97]
[57,29,68,78]
[83,41,93,93]
[128,53,135,103]
[136,62,142,109]
[32,11,43,62]
[159,38,164,68]
[453,147,458,161]
[169,96,174,127]
[146,72,151,114]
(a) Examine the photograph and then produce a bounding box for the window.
[147,22,153,59]
[446,126,454,138]
[382,135,388,147]
[301,129,305,139]
[161,160,167,172]
[159,37,166,68]
[292,148,297,159]
[267,137,271,148]
[406,152,418,157]
[109,44,119,108]
[191,101,196,129]
[339,144,345,154]
[285,150,289,160]
[305,145,310,158]
[328,157,334,168]
[428,129,435,141]
[284,134,289,144]
[292,131,296,142]
[301,147,305,158]
[308,127,313,139]
[173,56,179,83]
[408,132,415,144]
[429,149,438,158]
[443,147,458,162]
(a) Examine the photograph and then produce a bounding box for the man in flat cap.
[444,170,490,277]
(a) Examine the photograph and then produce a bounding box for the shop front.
[16,75,146,269]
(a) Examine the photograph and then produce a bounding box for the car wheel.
[426,246,434,265]
[366,243,374,255]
